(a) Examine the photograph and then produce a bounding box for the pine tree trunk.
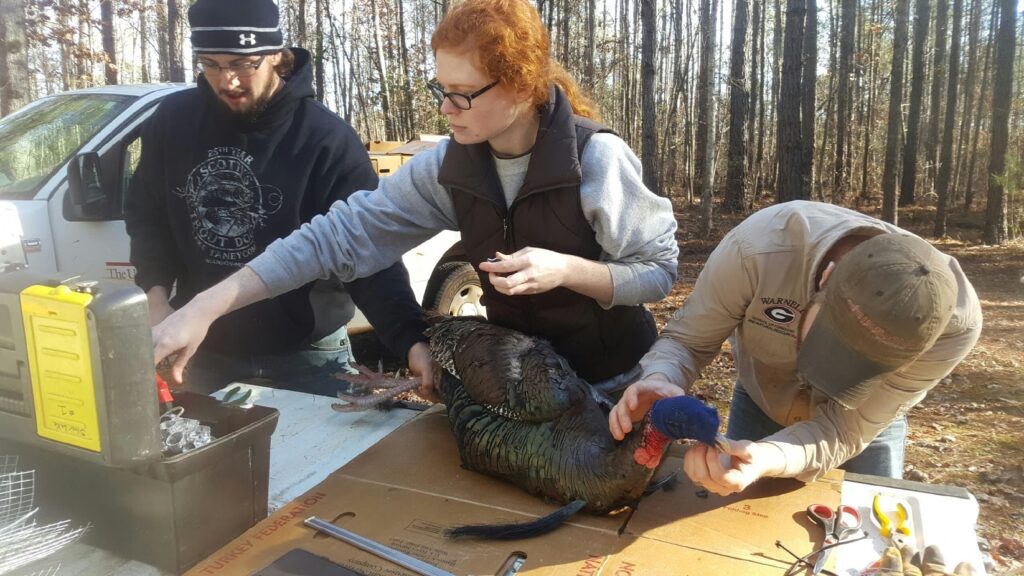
[397,0,414,137]
[297,0,307,47]
[754,0,768,202]
[0,0,29,116]
[933,0,961,237]
[983,0,1016,244]
[769,0,783,191]
[696,0,717,235]
[899,0,930,206]
[963,4,996,212]
[314,0,324,102]
[167,0,184,82]
[155,0,168,81]
[800,0,816,200]
[860,0,882,202]
[369,0,394,140]
[776,0,805,203]
[100,0,117,84]
[139,0,150,83]
[724,0,749,212]
[585,0,596,89]
[880,0,910,224]
[77,0,90,87]
[925,0,948,190]
[832,0,855,202]
[640,0,660,195]
[951,0,980,206]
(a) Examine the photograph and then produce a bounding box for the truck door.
[0,93,137,278]
[54,101,160,283]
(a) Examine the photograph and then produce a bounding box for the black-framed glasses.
[198,55,266,78]
[427,79,499,110]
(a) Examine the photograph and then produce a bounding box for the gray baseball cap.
[797,233,957,409]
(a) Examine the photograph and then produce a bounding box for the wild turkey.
[336,316,721,539]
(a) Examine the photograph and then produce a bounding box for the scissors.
[872,493,912,548]
[807,503,862,575]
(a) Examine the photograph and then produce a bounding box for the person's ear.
[819,261,836,289]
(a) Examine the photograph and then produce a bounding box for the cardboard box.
[369,154,404,176]
[188,408,842,576]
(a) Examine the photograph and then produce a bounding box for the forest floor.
[352,199,1024,573]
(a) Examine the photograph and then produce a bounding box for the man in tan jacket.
[609,201,982,494]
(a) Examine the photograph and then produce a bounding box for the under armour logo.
[239,33,256,46]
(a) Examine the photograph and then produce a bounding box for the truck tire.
[424,261,485,318]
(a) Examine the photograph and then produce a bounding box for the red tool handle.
[156,373,174,406]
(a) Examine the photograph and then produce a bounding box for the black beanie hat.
[189,0,284,55]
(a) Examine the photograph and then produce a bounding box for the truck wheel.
[424,262,485,317]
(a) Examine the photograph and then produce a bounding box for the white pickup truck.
[0,84,484,332]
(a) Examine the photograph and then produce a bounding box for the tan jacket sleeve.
[763,283,983,482]
[639,232,754,391]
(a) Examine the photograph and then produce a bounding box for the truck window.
[120,136,143,215]
[0,94,134,201]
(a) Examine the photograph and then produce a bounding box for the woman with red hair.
[151,0,678,402]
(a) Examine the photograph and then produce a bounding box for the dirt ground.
[354,201,1024,573]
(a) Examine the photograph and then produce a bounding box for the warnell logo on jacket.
[175,147,282,266]
[746,296,805,338]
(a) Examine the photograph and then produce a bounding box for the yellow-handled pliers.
[872,493,912,547]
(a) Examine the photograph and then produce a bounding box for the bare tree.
[139,0,150,83]
[776,0,806,202]
[832,0,856,202]
[314,0,324,102]
[925,0,948,188]
[167,0,184,82]
[963,0,996,211]
[899,0,930,206]
[723,0,749,212]
[155,0,168,81]
[696,0,717,235]
[880,0,911,224]
[640,0,660,195]
[800,0,817,200]
[984,0,1017,244]
[100,0,117,84]
[369,0,394,140]
[933,0,961,236]
[297,0,307,47]
[0,0,29,116]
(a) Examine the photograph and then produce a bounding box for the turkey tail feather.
[444,500,587,540]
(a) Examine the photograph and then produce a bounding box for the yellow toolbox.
[0,272,278,574]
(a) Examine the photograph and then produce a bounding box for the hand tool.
[808,503,862,575]
[304,516,455,576]
[872,493,912,548]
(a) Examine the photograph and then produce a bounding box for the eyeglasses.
[427,79,499,110]
[198,56,266,78]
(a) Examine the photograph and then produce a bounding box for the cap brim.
[797,313,889,409]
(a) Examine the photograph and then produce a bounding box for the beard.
[215,75,278,123]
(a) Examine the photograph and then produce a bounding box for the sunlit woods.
[0,0,1021,241]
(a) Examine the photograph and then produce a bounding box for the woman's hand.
[407,342,440,403]
[479,248,570,296]
[608,375,686,440]
[682,439,786,496]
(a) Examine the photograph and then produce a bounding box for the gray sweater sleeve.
[249,141,458,297]
[580,133,679,307]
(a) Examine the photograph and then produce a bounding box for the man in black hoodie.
[126,0,428,395]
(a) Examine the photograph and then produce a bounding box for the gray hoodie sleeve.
[249,141,458,298]
[579,133,679,307]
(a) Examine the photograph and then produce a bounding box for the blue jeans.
[726,383,907,478]
[182,325,358,397]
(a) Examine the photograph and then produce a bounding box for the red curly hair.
[431,0,599,120]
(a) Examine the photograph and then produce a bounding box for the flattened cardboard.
[189,408,841,576]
